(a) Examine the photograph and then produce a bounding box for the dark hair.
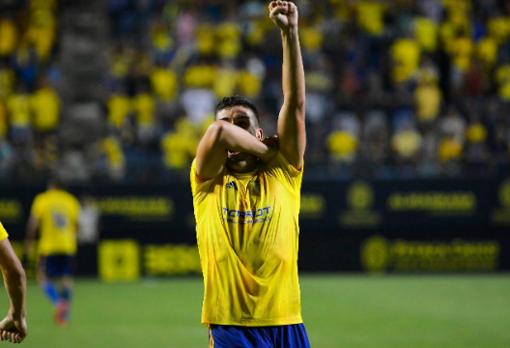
[48,176,64,189]
[215,96,259,121]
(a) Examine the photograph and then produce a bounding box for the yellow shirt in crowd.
[101,136,125,170]
[356,1,386,36]
[327,130,358,161]
[438,137,463,162]
[391,38,421,83]
[107,94,131,129]
[415,82,441,123]
[414,17,438,52]
[150,68,178,102]
[496,65,510,101]
[161,119,197,170]
[133,93,155,127]
[0,19,18,56]
[7,93,31,127]
[31,86,60,132]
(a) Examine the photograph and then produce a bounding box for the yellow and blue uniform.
[0,222,8,241]
[31,189,80,256]
[191,153,310,347]
[31,189,80,278]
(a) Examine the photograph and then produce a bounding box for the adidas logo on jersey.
[226,181,237,189]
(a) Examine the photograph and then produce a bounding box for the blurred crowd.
[0,0,60,181]
[1,0,510,183]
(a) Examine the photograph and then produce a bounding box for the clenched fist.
[0,314,27,344]
[268,1,298,33]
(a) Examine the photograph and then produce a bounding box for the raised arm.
[0,239,27,343]
[269,1,306,169]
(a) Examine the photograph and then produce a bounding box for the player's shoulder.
[262,152,303,176]
[60,190,80,205]
[0,222,7,241]
[33,190,48,203]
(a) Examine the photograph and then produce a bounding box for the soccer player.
[190,1,310,346]
[0,222,28,343]
[25,179,80,326]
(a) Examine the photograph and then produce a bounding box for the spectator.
[0,65,15,98]
[31,79,60,136]
[355,0,387,37]
[327,112,359,164]
[99,135,125,181]
[149,62,178,102]
[392,120,423,166]
[132,86,156,145]
[107,88,131,131]
[0,17,18,58]
[7,84,31,145]
[414,61,442,125]
[391,32,421,85]
[438,132,463,172]
[160,117,197,171]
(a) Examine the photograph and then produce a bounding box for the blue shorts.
[209,324,311,348]
[39,254,75,278]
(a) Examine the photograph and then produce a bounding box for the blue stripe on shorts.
[209,323,311,348]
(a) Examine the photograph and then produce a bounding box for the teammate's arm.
[0,239,27,343]
[269,1,306,169]
[24,215,39,259]
[195,121,276,180]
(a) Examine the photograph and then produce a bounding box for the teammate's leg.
[37,256,59,305]
[60,276,73,303]
[56,275,73,323]
[55,255,75,325]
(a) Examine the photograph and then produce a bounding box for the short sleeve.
[264,152,303,194]
[190,158,218,197]
[0,222,8,241]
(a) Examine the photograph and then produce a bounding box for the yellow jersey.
[0,222,8,241]
[190,153,304,326]
[30,189,80,256]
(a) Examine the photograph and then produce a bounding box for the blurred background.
[0,0,509,347]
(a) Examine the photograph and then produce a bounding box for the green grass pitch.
[7,275,510,348]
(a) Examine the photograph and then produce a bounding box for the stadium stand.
[0,0,509,183]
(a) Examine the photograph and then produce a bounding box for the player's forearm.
[213,121,272,160]
[0,239,26,319]
[24,218,37,254]
[3,267,26,319]
[281,27,305,112]
[278,26,306,167]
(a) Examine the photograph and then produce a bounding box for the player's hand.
[261,135,279,163]
[268,1,298,33]
[0,313,27,344]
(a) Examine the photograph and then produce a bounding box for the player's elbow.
[295,97,305,112]
[285,95,305,114]
[206,121,223,139]
[206,121,228,144]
